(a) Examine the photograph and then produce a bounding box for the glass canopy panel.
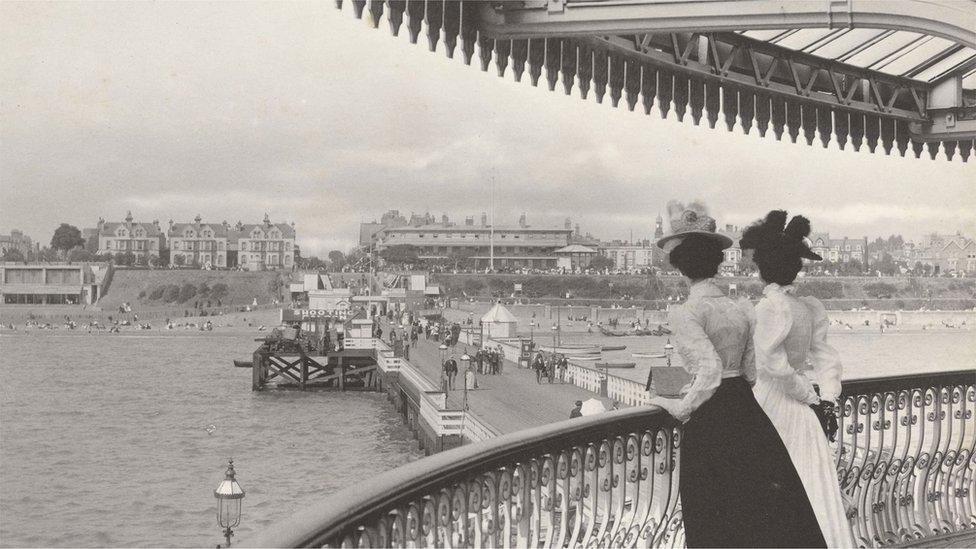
[844,31,925,68]
[773,28,837,50]
[912,49,975,81]
[810,28,890,58]
[877,37,955,74]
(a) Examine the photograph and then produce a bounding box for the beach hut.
[481,303,518,340]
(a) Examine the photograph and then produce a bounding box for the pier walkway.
[378,318,613,435]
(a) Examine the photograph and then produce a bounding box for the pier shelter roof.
[335,0,976,162]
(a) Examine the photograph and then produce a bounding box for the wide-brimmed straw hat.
[655,209,733,252]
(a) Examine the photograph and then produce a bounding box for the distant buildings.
[718,224,743,274]
[599,240,657,271]
[81,212,296,270]
[167,215,230,268]
[0,229,36,258]
[95,212,165,262]
[233,215,297,270]
[1,262,112,305]
[370,212,573,269]
[810,233,869,265]
[913,233,976,275]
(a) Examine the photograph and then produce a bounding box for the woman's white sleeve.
[803,297,843,401]
[754,296,820,405]
[668,306,723,420]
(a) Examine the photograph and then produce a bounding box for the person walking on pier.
[444,355,458,390]
[648,206,825,548]
[741,210,856,548]
[569,400,583,418]
[533,352,546,384]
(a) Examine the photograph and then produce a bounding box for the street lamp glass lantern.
[663,339,675,359]
[214,459,245,529]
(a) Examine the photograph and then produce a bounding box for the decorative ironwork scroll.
[247,407,685,547]
[248,365,974,547]
[837,371,976,547]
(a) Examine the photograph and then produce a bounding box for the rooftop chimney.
[564,217,572,230]
[465,216,474,226]
[575,223,580,235]
[441,214,449,225]
[481,212,488,227]
[518,213,526,227]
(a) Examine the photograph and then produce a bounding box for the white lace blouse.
[754,283,843,405]
[658,279,756,421]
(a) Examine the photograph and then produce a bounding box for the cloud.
[1,2,973,255]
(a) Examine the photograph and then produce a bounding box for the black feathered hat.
[739,210,823,261]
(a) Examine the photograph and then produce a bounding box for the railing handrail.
[244,406,674,547]
[841,370,975,395]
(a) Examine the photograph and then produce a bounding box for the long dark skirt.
[680,377,826,548]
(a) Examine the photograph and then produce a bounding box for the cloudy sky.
[2,2,973,256]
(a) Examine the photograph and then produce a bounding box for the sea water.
[0,334,422,547]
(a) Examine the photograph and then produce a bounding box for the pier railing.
[837,370,975,547]
[246,407,685,548]
[248,369,974,548]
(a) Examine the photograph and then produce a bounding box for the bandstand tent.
[481,302,518,339]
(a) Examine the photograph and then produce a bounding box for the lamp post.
[664,339,675,368]
[460,351,472,410]
[214,459,245,548]
[439,343,448,368]
[551,324,558,350]
[529,320,535,343]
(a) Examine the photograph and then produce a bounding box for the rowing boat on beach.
[538,343,601,355]
[632,353,666,359]
[595,362,636,369]
[233,360,252,368]
[600,345,627,351]
[569,355,601,361]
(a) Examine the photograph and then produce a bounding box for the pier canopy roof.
[336,0,976,162]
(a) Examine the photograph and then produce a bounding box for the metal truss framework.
[337,0,976,162]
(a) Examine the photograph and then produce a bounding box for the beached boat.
[569,355,601,361]
[632,353,666,359]
[538,343,601,355]
[600,345,627,351]
[233,360,252,368]
[599,326,672,337]
[595,362,636,369]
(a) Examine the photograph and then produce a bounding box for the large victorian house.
[95,212,165,262]
[167,215,230,268]
[231,214,296,270]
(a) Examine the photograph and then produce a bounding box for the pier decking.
[382,320,612,435]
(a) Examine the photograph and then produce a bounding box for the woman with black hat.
[740,210,855,548]
[650,204,825,548]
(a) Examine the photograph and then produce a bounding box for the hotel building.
[167,216,230,268]
[95,212,166,261]
[376,213,572,269]
[232,214,297,270]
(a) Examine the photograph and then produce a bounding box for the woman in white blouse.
[740,210,855,548]
[650,207,824,548]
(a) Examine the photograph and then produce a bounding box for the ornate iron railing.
[837,370,975,547]
[247,363,974,548]
[247,407,685,548]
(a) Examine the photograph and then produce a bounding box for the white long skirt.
[754,377,856,548]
